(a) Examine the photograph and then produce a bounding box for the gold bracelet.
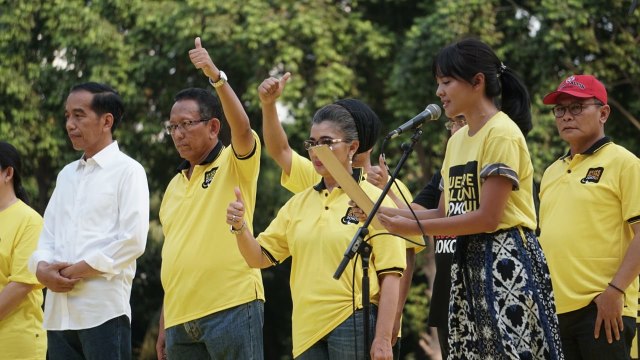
[229,220,246,235]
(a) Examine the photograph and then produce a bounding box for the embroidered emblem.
[341,207,360,225]
[580,167,604,184]
[561,75,586,90]
[202,167,219,188]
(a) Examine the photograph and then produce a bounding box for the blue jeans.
[558,302,636,360]
[165,300,264,360]
[47,315,131,360]
[297,308,377,360]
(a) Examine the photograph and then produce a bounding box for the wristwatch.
[209,71,227,88]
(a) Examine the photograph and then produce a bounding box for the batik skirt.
[447,227,564,360]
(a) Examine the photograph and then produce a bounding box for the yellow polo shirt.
[259,169,405,357]
[160,133,264,328]
[539,137,640,316]
[281,151,425,250]
[0,200,46,360]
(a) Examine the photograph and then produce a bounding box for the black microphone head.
[425,104,442,121]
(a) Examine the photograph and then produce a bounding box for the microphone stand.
[333,128,424,359]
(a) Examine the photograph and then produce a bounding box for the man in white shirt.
[29,82,149,360]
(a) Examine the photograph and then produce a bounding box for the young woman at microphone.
[357,38,563,359]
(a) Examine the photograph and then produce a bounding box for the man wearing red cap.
[538,74,640,359]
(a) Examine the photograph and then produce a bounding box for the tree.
[1,0,638,358]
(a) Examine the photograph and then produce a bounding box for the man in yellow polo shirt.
[155,38,264,359]
[539,74,640,359]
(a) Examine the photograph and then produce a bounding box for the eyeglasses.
[552,103,602,118]
[165,119,210,135]
[444,118,467,130]
[303,138,349,151]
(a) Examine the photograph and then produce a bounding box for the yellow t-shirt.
[259,171,406,357]
[441,111,536,230]
[539,138,640,316]
[160,134,264,328]
[0,200,46,359]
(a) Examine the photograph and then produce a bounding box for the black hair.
[0,142,29,204]
[174,88,224,123]
[333,99,381,154]
[311,104,359,144]
[432,38,532,136]
[70,82,125,133]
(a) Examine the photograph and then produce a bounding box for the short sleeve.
[257,200,293,264]
[370,229,406,277]
[368,194,406,276]
[10,218,43,286]
[621,155,640,225]
[479,135,526,190]
[281,151,321,194]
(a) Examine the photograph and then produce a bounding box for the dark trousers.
[558,303,635,360]
[47,315,131,360]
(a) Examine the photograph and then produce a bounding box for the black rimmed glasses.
[165,119,210,135]
[552,103,602,118]
[303,138,349,151]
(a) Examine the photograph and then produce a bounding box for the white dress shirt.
[29,141,149,330]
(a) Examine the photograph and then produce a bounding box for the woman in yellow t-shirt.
[0,141,46,359]
[370,39,564,359]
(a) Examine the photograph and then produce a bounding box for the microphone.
[385,104,442,139]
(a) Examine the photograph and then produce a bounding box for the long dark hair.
[432,38,532,136]
[0,142,29,204]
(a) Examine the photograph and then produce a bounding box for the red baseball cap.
[542,75,607,105]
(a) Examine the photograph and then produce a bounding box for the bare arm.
[391,249,415,344]
[593,222,640,343]
[227,188,273,269]
[156,305,166,360]
[0,281,34,321]
[370,273,401,360]
[379,175,512,236]
[259,73,294,175]
[189,37,254,156]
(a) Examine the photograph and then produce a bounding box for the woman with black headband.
[258,74,422,358]
[227,100,406,359]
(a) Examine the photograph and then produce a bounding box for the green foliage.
[1,0,639,358]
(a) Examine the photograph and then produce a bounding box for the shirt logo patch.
[341,207,360,225]
[580,167,604,184]
[202,167,219,189]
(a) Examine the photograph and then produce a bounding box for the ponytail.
[433,38,533,137]
[15,184,29,204]
[499,67,532,137]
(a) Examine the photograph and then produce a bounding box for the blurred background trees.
[1,0,638,358]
